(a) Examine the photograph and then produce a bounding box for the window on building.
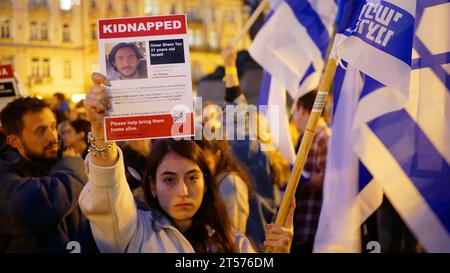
[90,0,97,9]
[188,29,194,47]
[62,24,70,42]
[31,58,39,77]
[41,22,48,40]
[30,22,38,40]
[211,8,216,22]
[209,31,218,49]
[189,27,204,48]
[30,0,48,6]
[226,10,236,23]
[42,58,50,77]
[107,1,114,12]
[187,7,202,23]
[144,0,159,15]
[123,0,129,13]
[64,60,71,79]
[90,23,97,40]
[1,19,10,39]
[0,56,14,66]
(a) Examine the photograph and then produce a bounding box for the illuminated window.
[30,22,38,40]
[1,19,10,39]
[0,56,14,66]
[64,60,71,79]
[189,27,204,48]
[209,31,218,49]
[90,23,97,40]
[107,1,114,12]
[123,0,129,13]
[30,0,48,5]
[226,10,236,23]
[187,7,202,23]
[211,8,216,22]
[62,24,70,42]
[144,0,159,15]
[42,58,50,77]
[31,58,39,77]
[41,22,48,40]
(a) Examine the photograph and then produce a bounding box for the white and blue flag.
[250,0,337,163]
[315,0,450,252]
[332,0,416,117]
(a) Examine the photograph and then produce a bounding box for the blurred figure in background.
[196,138,252,234]
[267,149,291,190]
[51,92,70,124]
[120,139,151,202]
[61,119,91,158]
[220,45,282,251]
[68,99,88,122]
[290,91,331,253]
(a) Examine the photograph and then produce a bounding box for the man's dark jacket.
[0,144,97,252]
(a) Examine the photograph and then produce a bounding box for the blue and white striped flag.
[332,0,416,115]
[250,0,337,163]
[315,0,450,252]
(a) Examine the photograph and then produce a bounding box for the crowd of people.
[0,44,418,253]
[0,46,301,253]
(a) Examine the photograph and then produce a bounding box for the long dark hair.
[70,119,91,146]
[196,138,252,196]
[142,139,237,253]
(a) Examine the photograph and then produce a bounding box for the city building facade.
[0,0,250,99]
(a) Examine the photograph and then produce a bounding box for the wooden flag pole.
[265,58,338,252]
[232,0,269,45]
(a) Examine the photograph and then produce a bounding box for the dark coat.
[0,146,97,253]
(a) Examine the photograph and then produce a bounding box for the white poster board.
[98,14,194,141]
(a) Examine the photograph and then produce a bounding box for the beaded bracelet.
[87,132,115,159]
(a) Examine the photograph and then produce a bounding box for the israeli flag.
[332,0,416,116]
[315,0,450,252]
[250,0,337,163]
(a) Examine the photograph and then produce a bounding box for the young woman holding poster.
[78,72,294,253]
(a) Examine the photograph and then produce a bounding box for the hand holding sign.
[84,72,118,166]
[84,72,111,136]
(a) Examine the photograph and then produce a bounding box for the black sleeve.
[0,157,88,235]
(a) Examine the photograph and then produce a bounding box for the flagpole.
[265,58,338,252]
[232,0,269,45]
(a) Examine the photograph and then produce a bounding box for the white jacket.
[217,172,250,234]
[78,149,255,253]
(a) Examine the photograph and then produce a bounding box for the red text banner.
[104,113,194,141]
[99,14,187,39]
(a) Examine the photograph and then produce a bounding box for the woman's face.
[152,152,205,231]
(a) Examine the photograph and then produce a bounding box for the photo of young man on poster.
[107,42,148,81]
